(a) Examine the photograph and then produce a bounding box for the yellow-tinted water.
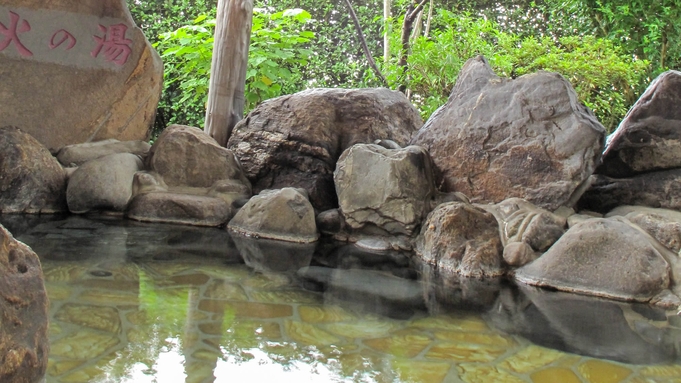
[5,216,681,383]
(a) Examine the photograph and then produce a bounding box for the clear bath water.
[2,215,680,383]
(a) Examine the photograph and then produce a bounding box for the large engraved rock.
[0,126,66,213]
[515,217,672,302]
[334,144,435,236]
[0,1,163,151]
[226,88,423,211]
[415,202,504,277]
[0,225,49,383]
[598,71,681,177]
[148,125,251,190]
[411,56,605,210]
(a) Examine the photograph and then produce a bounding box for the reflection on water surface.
[2,215,681,383]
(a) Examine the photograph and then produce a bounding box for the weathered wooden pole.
[384,0,391,62]
[204,0,254,146]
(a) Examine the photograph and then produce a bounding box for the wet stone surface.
[2,215,680,383]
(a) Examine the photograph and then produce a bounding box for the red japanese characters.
[0,9,133,65]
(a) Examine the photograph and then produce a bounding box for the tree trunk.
[384,0,391,62]
[204,0,254,147]
[410,7,424,40]
[343,0,388,86]
[397,0,428,94]
[424,0,433,37]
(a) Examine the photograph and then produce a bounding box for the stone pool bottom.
[4,216,680,383]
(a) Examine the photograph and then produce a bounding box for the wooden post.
[204,0,254,147]
[384,0,391,62]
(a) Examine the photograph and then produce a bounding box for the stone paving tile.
[285,319,342,346]
[203,280,249,301]
[530,367,582,383]
[198,299,293,318]
[299,305,357,323]
[458,364,527,383]
[54,304,121,334]
[433,330,516,347]
[50,330,120,360]
[249,289,322,304]
[363,330,432,358]
[426,341,507,363]
[391,359,453,383]
[325,320,401,339]
[499,345,566,374]
[577,360,633,383]
[410,315,490,332]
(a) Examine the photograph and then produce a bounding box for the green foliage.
[509,35,649,130]
[590,0,681,73]
[129,0,668,135]
[246,9,314,107]
[152,8,314,130]
[267,1,385,88]
[376,10,649,132]
[128,0,218,133]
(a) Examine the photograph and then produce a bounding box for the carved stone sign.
[0,6,136,69]
[0,0,163,151]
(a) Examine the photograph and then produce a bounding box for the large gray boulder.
[411,56,605,211]
[126,191,232,227]
[598,70,681,177]
[147,124,251,191]
[0,0,162,151]
[415,202,504,277]
[66,153,143,213]
[515,217,673,302]
[56,139,151,167]
[226,88,423,211]
[0,126,66,214]
[0,225,49,383]
[579,169,681,213]
[228,188,318,243]
[334,144,435,236]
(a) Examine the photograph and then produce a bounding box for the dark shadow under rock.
[297,266,425,319]
[231,233,314,273]
[418,261,505,314]
[11,215,241,263]
[579,170,681,213]
[487,285,679,364]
